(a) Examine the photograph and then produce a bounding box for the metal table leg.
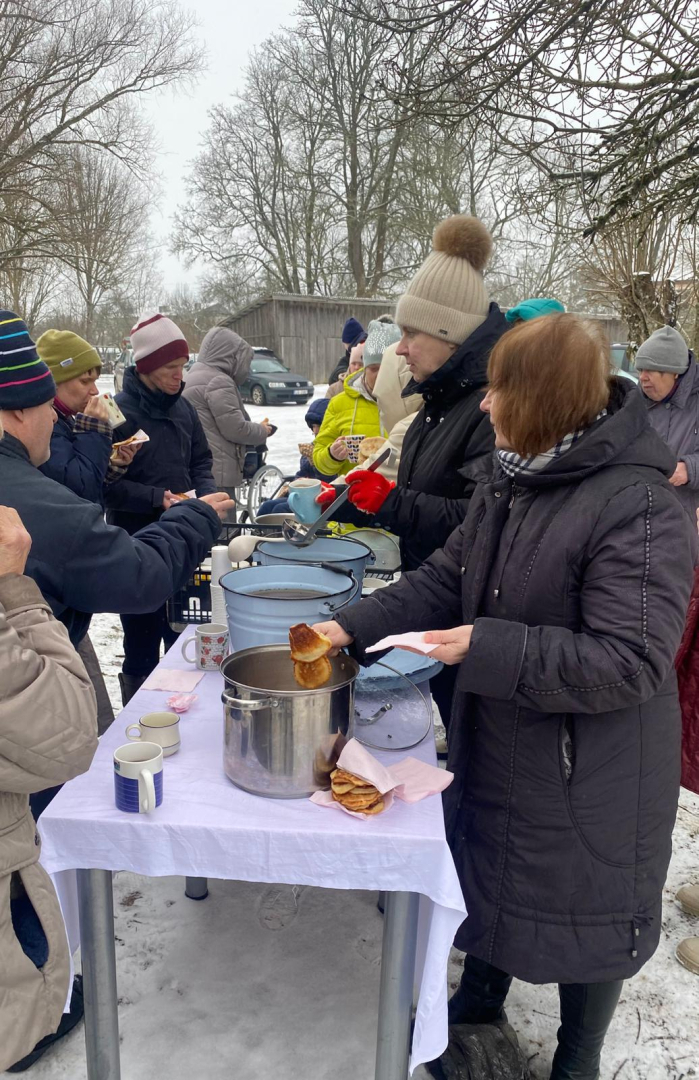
[185,876,209,900]
[375,891,420,1080]
[77,869,121,1080]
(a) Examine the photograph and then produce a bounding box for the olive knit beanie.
[37,329,102,385]
[395,215,493,345]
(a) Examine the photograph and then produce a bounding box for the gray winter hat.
[363,319,401,366]
[634,325,689,374]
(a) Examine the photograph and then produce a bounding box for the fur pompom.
[432,215,493,271]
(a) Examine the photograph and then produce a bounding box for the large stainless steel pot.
[221,645,359,798]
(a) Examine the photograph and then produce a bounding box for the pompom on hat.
[130,312,189,375]
[0,310,56,410]
[396,215,493,345]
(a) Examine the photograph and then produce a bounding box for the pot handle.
[221,690,279,711]
[322,569,359,612]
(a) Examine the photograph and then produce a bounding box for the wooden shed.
[224,293,629,385]
[224,294,396,384]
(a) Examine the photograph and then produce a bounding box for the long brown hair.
[487,314,612,457]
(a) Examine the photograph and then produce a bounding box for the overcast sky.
[143,0,297,293]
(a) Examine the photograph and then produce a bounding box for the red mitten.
[315,481,339,509]
[346,470,395,514]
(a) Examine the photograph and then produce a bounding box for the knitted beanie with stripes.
[0,310,56,409]
[130,312,189,374]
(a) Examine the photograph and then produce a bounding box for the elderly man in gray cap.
[636,325,699,520]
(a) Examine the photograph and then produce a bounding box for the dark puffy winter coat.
[106,368,217,534]
[676,565,699,794]
[334,303,508,570]
[337,380,695,984]
[40,412,111,504]
[328,351,350,386]
[0,433,221,647]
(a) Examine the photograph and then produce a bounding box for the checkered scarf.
[497,411,607,478]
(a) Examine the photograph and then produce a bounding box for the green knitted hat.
[37,330,102,385]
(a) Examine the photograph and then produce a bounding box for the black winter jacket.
[337,380,695,984]
[106,368,217,534]
[0,434,221,647]
[335,303,508,570]
[40,412,111,505]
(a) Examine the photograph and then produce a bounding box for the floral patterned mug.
[181,623,229,670]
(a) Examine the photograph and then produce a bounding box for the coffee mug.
[126,712,181,757]
[113,742,163,814]
[287,478,322,524]
[181,623,229,669]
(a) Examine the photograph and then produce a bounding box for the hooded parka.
[182,327,269,490]
[0,574,97,1071]
[337,380,695,984]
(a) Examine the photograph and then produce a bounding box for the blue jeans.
[258,497,291,516]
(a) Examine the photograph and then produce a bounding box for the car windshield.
[252,357,287,373]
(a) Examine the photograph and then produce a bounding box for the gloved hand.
[315,481,340,509]
[345,470,395,514]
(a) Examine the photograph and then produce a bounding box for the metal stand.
[375,891,419,1080]
[185,876,209,900]
[77,869,121,1080]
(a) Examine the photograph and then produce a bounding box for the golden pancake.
[293,655,332,689]
[289,623,333,663]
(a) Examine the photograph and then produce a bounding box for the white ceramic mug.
[113,742,163,814]
[181,623,229,670]
[126,712,181,757]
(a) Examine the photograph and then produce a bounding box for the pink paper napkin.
[142,669,203,692]
[166,693,198,713]
[310,738,452,819]
[366,632,438,655]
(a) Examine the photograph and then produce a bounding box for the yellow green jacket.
[313,371,384,477]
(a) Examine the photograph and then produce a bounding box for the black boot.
[424,1020,530,1080]
[7,976,84,1072]
[118,671,147,706]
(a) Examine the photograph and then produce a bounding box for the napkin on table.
[142,669,204,692]
[310,738,452,819]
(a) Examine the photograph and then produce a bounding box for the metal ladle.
[282,446,392,548]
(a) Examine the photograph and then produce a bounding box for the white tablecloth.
[39,630,466,1072]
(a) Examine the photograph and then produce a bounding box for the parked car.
[113,348,134,393]
[239,347,314,406]
[611,341,636,379]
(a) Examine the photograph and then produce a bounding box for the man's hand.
[83,395,111,422]
[670,462,689,486]
[423,625,474,665]
[0,505,31,576]
[330,438,349,461]
[198,492,236,519]
[162,490,180,510]
[312,621,353,656]
[112,442,140,467]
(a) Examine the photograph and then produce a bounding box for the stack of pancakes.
[289,623,333,689]
[330,767,385,814]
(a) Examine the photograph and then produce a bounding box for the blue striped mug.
[113,742,163,814]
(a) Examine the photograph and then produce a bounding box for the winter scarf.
[497,411,607,478]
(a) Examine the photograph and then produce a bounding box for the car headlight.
[267,382,286,388]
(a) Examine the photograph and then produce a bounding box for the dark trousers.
[452,955,623,1080]
[121,606,179,679]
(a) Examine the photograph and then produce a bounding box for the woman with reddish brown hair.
[317,313,696,1079]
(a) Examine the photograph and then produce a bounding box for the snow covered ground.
[24,379,699,1080]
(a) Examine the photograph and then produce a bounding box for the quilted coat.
[337,380,695,984]
[0,574,97,1071]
